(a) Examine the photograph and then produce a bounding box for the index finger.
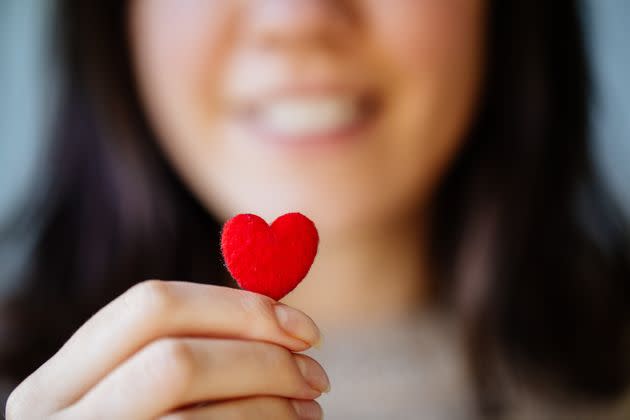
[14,280,320,412]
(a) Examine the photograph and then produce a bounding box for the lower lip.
[236,101,381,149]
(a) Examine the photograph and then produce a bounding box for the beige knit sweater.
[304,310,630,420]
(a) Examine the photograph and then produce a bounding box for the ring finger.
[160,397,323,420]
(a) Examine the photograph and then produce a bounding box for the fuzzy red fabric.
[220,212,319,300]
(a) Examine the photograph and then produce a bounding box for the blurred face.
[129,0,485,236]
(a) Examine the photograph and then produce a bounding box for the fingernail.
[274,304,321,347]
[294,354,331,394]
[290,399,324,420]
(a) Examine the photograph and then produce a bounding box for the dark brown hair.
[1,0,629,416]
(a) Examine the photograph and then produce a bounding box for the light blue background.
[584,0,630,216]
[1,1,629,292]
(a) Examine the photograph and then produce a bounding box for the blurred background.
[1,0,629,295]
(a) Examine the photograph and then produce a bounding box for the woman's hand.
[5,280,327,419]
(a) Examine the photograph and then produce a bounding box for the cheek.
[368,0,486,188]
[369,1,485,71]
[129,0,234,157]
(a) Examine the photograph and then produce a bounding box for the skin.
[6,1,485,418]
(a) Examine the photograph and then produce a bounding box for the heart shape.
[220,212,319,300]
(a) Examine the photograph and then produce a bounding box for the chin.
[214,187,403,240]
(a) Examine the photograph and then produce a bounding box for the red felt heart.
[220,212,319,300]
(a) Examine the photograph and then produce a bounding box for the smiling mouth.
[233,90,382,145]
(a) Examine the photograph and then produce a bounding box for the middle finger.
[57,338,330,419]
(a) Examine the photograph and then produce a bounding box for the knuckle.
[5,382,38,420]
[238,292,277,336]
[145,338,196,396]
[126,279,176,318]
[254,341,294,370]
[4,388,22,420]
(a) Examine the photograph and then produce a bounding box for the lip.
[229,86,382,147]
[233,82,371,104]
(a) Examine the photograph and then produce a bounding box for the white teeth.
[258,96,360,138]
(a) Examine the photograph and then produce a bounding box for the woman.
[2,0,629,418]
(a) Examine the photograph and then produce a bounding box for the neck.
[282,213,430,330]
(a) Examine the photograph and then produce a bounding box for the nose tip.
[247,0,352,49]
